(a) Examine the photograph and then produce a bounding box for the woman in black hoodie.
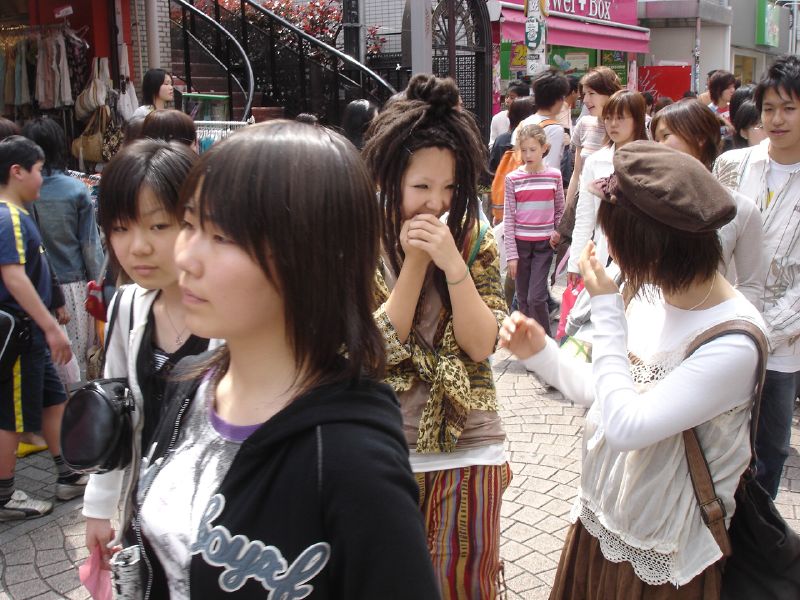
[117,121,440,599]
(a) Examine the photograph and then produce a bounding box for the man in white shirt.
[713,54,800,498]
[512,72,570,171]
[489,80,530,149]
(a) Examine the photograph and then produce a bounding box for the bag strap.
[681,318,768,558]
[466,220,489,268]
[103,285,135,356]
[538,118,560,129]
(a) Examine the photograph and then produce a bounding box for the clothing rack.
[195,118,254,153]
[195,118,255,129]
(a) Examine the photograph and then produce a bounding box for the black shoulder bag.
[682,319,800,599]
[61,286,135,474]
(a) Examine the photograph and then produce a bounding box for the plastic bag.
[556,278,584,340]
[79,546,112,600]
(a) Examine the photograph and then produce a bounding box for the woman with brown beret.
[501,142,766,599]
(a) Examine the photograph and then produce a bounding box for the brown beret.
[600,141,736,236]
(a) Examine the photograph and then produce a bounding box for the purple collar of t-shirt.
[203,374,263,442]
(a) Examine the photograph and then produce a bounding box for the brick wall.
[129,0,172,90]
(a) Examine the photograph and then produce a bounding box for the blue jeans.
[755,369,799,498]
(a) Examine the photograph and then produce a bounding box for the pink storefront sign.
[547,0,638,26]
[500,0,648,54]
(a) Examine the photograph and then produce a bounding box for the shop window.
[734,54,757,85]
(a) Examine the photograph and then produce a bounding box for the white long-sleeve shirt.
[714,139,800,371]
[567,145,614,274]
[718,190,766,310]
[523,290,765,585]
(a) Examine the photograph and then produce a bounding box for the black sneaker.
[0,490,53,521]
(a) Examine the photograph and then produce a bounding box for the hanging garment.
[56,33,73,106]
[34,34,48,108]
[14,39,30,106]
[117,43,137,120]
[50,36,61,107]
[4,46,15,108]
[0,49,5,115]
[64,29,89,96]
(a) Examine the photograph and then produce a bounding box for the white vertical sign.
[526,0,549,76]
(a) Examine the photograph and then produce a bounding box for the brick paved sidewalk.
[1,354,799,599]
[493,348,800,600]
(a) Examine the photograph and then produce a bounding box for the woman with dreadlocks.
[363,74,510,599]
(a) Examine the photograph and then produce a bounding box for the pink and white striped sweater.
[503,166,565,261]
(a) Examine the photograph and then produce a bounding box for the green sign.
[756,0,780,47]
[549,46,597,80]
[600,50,628,86]
[500,40,512,80]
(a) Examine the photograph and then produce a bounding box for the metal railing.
[170,0,255,120]
[174,0,396,125]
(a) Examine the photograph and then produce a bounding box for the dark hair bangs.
[99,140,196,238]
[603,90,648,145]
[755,56,800,111]
[182,120,386,385]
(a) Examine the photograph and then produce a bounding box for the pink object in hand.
[78,546,112,600]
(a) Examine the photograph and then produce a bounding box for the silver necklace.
[163,303,189,346]
[686,273,716,311]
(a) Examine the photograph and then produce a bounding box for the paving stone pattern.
[1,358,799,599]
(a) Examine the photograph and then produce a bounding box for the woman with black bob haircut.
[731,100,767,149]
[502,142,766,599]
[21,116,104,380]
[132,68,174,119]
[650,99,766,308]
[141,108,197,149]
[123,121,438,599]
[341,98,377,150]
[83,140,210,567]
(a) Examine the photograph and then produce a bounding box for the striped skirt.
[415,462,512,599]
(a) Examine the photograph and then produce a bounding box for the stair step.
[171,62,224,77]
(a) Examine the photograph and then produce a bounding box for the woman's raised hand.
[578,241,619,297]
[400,218,432,268]
[499,311,547,360]
[406,214,464,280]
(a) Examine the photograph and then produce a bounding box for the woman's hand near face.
[499,311,547,359]
[406,214,464,280]
[399,219,432,270]
[578,241,619,297]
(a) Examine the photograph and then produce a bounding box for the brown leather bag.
[71,106,109,165]
[682,320,800,599]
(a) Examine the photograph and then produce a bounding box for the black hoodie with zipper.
[132,352,441,599]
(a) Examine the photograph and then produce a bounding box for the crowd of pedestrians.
[0,52,798,599]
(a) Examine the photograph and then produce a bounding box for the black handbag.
[0,306,32,380]
[61,286,136,474]
[61,378,134,473]
[682,320,800,599]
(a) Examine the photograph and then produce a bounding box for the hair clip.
[594,174,618,204]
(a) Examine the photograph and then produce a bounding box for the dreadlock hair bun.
[405,74,460,117]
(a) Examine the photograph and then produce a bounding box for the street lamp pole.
[778,0,800,55]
